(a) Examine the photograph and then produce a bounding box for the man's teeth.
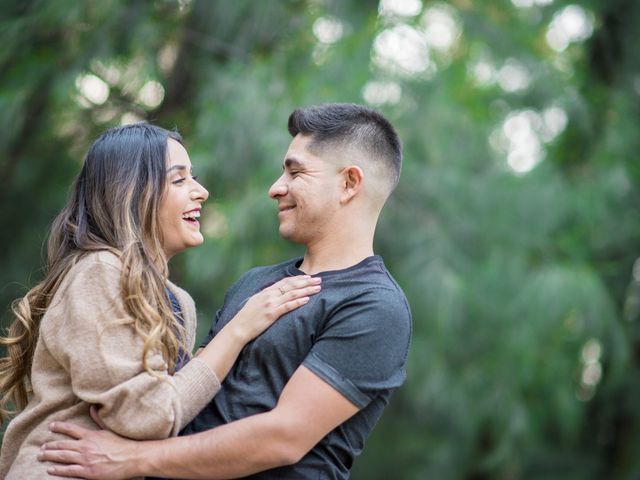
[182,211,200,220]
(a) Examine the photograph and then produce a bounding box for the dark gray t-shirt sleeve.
[302,287,411,409]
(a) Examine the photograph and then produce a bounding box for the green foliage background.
[2,0,640,478]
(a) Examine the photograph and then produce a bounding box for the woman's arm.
[45,255,319,440]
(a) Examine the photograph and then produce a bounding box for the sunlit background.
[2,0,640,478]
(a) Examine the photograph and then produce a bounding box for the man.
[39,103,412,479]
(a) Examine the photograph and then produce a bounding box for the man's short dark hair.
[288,103,403,191]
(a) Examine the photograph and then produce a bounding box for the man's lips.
[278,205,295,212]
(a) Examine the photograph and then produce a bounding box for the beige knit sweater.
[0,251,220,479]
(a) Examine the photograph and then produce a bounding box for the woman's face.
[158,138,209,258]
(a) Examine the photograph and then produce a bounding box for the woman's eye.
[192,175,199,181]
[172,177,186,185]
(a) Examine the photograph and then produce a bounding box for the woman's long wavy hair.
[0,123,189,422]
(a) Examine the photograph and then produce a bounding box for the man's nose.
[269,177,287,199]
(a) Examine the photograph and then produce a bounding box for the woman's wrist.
[219,319,252,347]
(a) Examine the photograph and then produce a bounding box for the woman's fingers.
[277,296,313,316]
[282,284,321,302]
[228,275,322,342]
[273,275,322,298]
[274,275,321,291]
[89,405,108,429]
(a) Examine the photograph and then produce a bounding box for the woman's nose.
[192,182,209,202]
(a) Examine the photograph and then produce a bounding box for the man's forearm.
[132,411,301,479]
[42,366,357,479]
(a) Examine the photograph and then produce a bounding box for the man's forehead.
[286,134,313,155]
[282,136,324,167]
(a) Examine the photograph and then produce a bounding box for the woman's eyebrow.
[167,165,188,173]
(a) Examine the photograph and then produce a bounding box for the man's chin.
[278,227,302,244]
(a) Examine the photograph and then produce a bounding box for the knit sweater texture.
[0,251,220,479]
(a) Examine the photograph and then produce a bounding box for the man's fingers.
[46,464,88,478]
[41,439,84,452]
[38,447,85,465]
[49,421,89,440]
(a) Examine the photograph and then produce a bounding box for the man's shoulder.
[337,257,412,338]
[341,256,409,303]
[376,261,410,304]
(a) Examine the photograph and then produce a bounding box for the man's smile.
[278,204,296,214]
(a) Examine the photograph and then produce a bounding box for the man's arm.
[40,365,359,479]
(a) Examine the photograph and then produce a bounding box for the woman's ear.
[340,165,364,204]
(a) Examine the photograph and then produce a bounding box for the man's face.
[268,134,342,244]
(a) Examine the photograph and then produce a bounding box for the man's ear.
[340,165,364,204]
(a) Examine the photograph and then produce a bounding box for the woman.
[0,123,320,479]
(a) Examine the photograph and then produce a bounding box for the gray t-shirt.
[182,255,412,479]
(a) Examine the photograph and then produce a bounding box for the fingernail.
[312,286,321,291]
[313,277,322,283]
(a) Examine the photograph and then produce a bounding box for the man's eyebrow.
[283,157,304,169]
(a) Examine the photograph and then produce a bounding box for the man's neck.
[298,233,375,275]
